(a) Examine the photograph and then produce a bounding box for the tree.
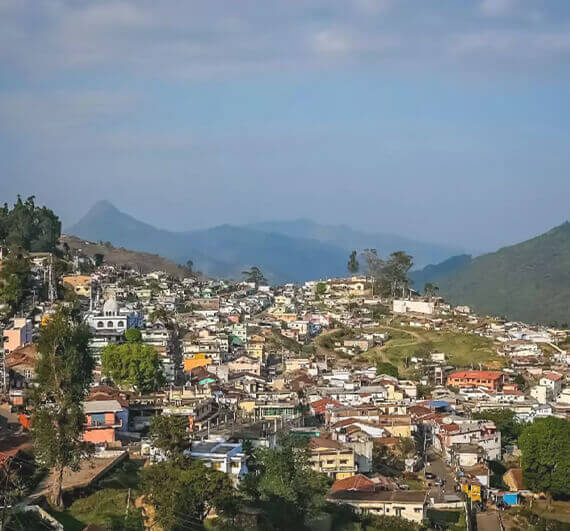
[0,248,30,315]
[149,415,190,458]
[148,307,174,328]
[473,409,522,450]
[361,249,413,298]
[0,196,60,253]
[124,328,142,343]
[316,282,327,297]
[423,282,439,299]
[240,436,330,529]
[376,361,399,378]
[93,253,104,267]
[101,342,165,393]
[30,306,94,508]
[186,259,194,273]
[519,417,570,498]
[372,444,403,477]
[242,266,266,287]
[347,250,359,276]
[142,458,236,529]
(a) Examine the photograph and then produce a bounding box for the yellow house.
[378,415,413,438]
[62,275,92,297]
[246,335,265,361]
[308,438,357,480]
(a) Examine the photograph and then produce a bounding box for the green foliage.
[362,249,414,297]
[241,437,331,529]
[519,417,570,498]
[30,306,95,507]
[242,266,266,287]
[142,457,236,529]
[363,514,420,530]
[124,328,142,343]
[372,445,403,476]
[423,282,439,298]
[347,250,359,275]
[375,361,399,378]
[0,248,30,315]
[412,222,570,324]
[51,488,144,531]
[473,409,522,449]
[0,196,61,252]
[101,342,165,392]
[93,253,105,267]
[149,415,190,457]
[316,282,328,296]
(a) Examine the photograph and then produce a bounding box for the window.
[24,369,32,379]
[107,321,113,328]
[97,321,104,328]
[118,321,124,328]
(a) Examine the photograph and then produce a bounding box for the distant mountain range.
[410,222,570,324]
[66,201,462,283]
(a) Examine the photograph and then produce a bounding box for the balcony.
[84,419,122,429]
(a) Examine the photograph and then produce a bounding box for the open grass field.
[363,325,501,372]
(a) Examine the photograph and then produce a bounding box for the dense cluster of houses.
[1,254,569,524]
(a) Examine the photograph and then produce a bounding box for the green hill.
[412,222,570,324]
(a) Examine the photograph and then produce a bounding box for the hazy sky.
[1,0,570,252]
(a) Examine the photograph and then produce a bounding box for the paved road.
[424,448,457,502]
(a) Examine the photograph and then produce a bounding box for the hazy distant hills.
[67,201,461,283]
[247,219,464,268]
[410,222,570,324]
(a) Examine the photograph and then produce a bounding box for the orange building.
[83,400,123,444]
[447,370,504,391]
[183,355,213,373]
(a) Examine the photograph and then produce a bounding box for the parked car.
[434,478,443,486]
[425,472,436,480]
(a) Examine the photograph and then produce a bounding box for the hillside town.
[1,219,570,530]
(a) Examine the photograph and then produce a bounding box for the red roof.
[331,474,375,493]
[311,398,343,414]
[542,372,563,381]
[449,370,503,380]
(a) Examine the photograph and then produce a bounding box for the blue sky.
[1,0,570,252]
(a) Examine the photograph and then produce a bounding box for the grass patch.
[364,327,500,371]
[50,489,144,531]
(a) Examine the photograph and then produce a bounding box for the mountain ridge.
[411,221,570,324]
[67,201,462,283]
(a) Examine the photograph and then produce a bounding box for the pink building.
[83,400,123,444]
[3,318,32,354]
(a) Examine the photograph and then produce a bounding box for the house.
[447,370,504,391]
[450,443,484,467]
[3,318,32,354]
[6,344,38,391]
[62,275,92,297]
[228,355,262,376]
[328,489,427,523]
[539,372,563,398]
[308,438,357,480]
[187,440,247,483]
[82,400,123,444]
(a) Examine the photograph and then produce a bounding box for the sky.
[1,0,570,252]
